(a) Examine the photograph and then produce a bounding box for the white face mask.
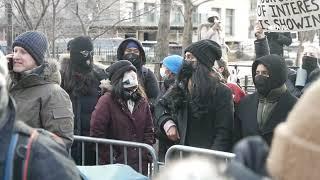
[160,67,167,78]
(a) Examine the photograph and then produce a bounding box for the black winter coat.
[155,83,234,152]
[235,88,297,146]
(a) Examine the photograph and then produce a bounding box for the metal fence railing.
[71,135,159,177]
[164,145,236,165]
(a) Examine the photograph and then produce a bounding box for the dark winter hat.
[252,54,288,89]
[106,60,137,84]
[12,31,48,66]
[184,39,222,68]
[69,36,93,52]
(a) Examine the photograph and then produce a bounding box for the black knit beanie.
[184,39,222,68]
[12,31,48,66]
[106,60,137,84]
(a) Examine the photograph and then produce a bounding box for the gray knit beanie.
[12,31,48,65]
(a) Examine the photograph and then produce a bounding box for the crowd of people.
[1,21,320,180]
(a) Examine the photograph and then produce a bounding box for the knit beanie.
[184,39,222,68]
[163,55,183,75]
[106,60,137,85]
[12,31,48,66]
[267,79,320,180]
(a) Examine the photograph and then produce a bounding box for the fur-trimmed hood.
[99,79,113,94]
[10,59,61,90]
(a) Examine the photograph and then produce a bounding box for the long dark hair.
[176,61,219,119]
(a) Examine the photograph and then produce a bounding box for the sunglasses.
[80,50,94,57]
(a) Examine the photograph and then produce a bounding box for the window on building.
[225,9,235,36]
[126,2,138,22]
[211,8,221,16]
[172,5,183,24]
[250,0,257,11]
[144,3,156,23]
[192,8,198,24]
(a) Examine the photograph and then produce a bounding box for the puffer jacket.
[9,59,74,148]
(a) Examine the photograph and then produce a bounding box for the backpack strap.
[4,126,39,180]
[4,134,19,180]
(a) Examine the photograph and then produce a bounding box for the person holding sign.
[265,31,292,57]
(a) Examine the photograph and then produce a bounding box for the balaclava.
[302,56,319,76]
[69,36,94,74]
[0,55,9,129]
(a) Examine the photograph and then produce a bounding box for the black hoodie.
[117,38,160,103]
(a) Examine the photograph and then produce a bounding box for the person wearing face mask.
[160,55,183,92]
[155,55,183,161]
[117,38,160,107]
[154,39,234,152]
[6,31,74,149]
[60,36,106,165]
[234,54,297,146]
[90,60,155,175]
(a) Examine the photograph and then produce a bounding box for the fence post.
[244,75,248,93]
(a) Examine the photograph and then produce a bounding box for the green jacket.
[9,59,74,148]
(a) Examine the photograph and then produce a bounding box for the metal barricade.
[71,135,159,177]
[164,145,235,164]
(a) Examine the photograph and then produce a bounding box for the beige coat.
[267,78,320,180]
[9,59,74,148]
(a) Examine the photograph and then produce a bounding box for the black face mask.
[254,75,272,97]
[70,50,93,74]
[302,56,318,75]
[178,60,195,81]
[122,88,140,101]
[123,53,142,69]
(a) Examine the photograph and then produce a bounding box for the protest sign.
[257,0,320,32]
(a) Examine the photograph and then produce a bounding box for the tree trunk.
[154,0,172,80]
[52,2,57,58]
[5,2,13,53]
[182,1,193,50]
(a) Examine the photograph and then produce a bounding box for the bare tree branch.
[91,5,159,40]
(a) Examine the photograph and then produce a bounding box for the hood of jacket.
[10,59,61,90]
[117,38,146,65]
[252,54,287,89]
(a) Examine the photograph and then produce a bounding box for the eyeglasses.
[80,50,94,57]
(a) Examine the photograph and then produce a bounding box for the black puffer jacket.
[117,38,160,103]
